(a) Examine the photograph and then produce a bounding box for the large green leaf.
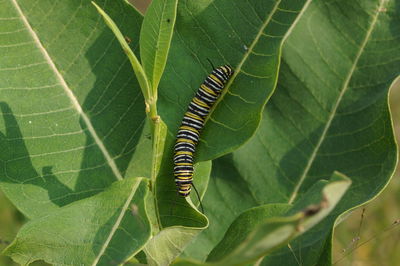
[260,0,399,263]
[183,0,398,264]
[4,177,150,265]
[175,173,350,265]
[0,0,146,219]
[208,173,350,265]
[158,0,312,162]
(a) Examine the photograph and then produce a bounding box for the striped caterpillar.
[173,65,234,197]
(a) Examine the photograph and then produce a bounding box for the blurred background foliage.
[0,1,398,265]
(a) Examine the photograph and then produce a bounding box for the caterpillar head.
[218,65,234,81]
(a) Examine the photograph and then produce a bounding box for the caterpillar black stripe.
[174,65,234,196]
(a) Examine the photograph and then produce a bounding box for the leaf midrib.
[287,0,386,204]
[201,0,282,129]
[11,0,123,181]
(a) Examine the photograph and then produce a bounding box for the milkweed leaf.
[0,0,146,218]
[4,177,151,266]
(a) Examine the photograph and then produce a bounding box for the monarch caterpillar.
[173,65,234,198]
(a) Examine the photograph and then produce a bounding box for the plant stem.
[147,94,166,229]
[147,95,165,189]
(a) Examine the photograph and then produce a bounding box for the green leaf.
[0,1,146,219]
[158,0,312,162]
[144,227,201,266]
[206,173,351,265]
[125,120,153,179]
[183,0,398,263]
[146,157,211,264]
[3,177,151,266]
[177,173,350,265]
[2,0,398,265]
[140,0,178,92]
[181,155,258,261]
[154,131,210,228]
[207,203,292,263]
[145,132,210,264]
[150,118,168,183]
[259,0,399,263]
[92,1,151,102]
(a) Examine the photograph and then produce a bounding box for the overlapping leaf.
[210,173,350,265]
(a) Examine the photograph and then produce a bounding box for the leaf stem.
[146,96,158,120]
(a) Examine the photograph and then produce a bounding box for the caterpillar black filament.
[173,65,234,196]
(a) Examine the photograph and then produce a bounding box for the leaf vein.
[287,0,386,203]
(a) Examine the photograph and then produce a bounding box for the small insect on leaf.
[302,195,329,217]
[124,36,131,44]
[302,204,322,217]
